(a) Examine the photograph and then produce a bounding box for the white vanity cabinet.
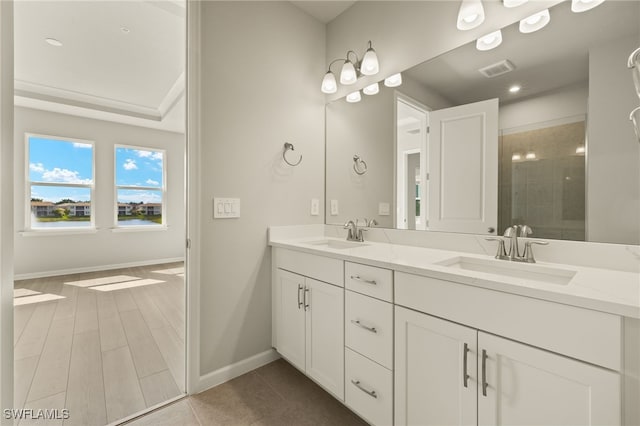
[273,249,345,400]
[395,273,622,426]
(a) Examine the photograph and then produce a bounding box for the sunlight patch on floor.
[90,278,165,292]
[14,293,65,306]
[64,275,140,288]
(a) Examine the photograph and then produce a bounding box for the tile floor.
[13,263,185,425]
[126,359,368,426]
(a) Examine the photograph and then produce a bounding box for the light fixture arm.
[327,58,345,73]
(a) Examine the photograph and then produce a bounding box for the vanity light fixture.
[321,41,380,94]
[346,90,362,103]
[384,73,403,87]
[525,151,537,160]
[503,0,528,7]
[45,38,63,47]
[509,85,521,93]
[519,9,550,33]
[512,153,522,161]
[363,82,380,96]
[457,0,486,31]
[571,0,606,13]
[476,30,503,51]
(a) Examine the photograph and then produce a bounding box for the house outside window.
[26,134,94,230]
[115,145,166,227]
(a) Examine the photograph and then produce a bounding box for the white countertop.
[269,235,640,319]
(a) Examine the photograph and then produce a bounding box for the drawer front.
[345,348,393,426]
[395,272,622,371]
[346,291,393,369]
[276,248,344,287]
[345,262,393,302]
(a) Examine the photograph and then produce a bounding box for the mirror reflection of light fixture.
[519,9,550,33]
[630,106,640,143]
[346,90,362,103]
[384,73,403,87]
[627,47,640,100]
[571,0,606,13]
[476,30,503,51]
[503,0,528,7]
[512,153,522,161]
[322,41,380,93]
[525,151,537,160]
[575,145,586,154]
[457,0,485,30]
[363,82,380,95]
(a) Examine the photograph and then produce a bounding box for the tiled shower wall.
[498,121,586,241]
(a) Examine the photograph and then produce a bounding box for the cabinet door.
[305,278,345,400]
[275,269,306,372]
[395,307,477,426]
[478,332,620,426]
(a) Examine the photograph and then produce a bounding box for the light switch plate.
[214,198,241,218]
[379,202,390,216]
[330,199,339,216]
[310,198,320,216]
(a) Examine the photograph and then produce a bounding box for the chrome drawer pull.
[481,349,488,397]
[350,275,377,285]
[463,343,469,388]
[350,319,377,333]
[351,379,377,399]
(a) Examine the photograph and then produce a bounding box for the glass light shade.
[627,48,640,100]
[503,0,528,7]
[340,60,357,85]
[525,152,536,160]
[361,47,380,76]
[457,0,485,31]
[476,30,502,51]
[519,9,550,33]
[346,91,362,103]
[384,73,402,87]
[571,0,605,13]
[321,71,337,94]
[363,82,379,95]
[511,153,522,161]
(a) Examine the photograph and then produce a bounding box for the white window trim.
[25,133,96,232]
[114,144,167,229]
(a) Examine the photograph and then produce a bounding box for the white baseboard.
[14,257,185,280]
[195,349,280,394]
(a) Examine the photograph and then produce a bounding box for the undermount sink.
[436,256,576,285]
[305,239,370,250]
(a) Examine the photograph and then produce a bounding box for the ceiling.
[290,1,356,23]
[14,1,186,133]
[405,1,639,107]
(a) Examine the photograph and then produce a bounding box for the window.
[115,146,165,227]
[26,134,94,230]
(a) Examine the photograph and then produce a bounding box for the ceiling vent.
[478,60,515,78]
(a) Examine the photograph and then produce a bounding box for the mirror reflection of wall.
[325,0,639,245]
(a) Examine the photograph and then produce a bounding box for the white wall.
[499,83,588,131]
[13,107,185,277]
[587,35,640,244]
[0,0,14,415]
[326,0,563,100]
[198,1,325,376]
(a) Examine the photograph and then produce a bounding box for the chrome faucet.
[344,220,364,242]
[486,225,548,263]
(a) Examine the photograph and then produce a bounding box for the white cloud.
[73,143,92,149]
[117,191,161,204]
[123,159,138,170]
[41,168,93,184]
[145,179,159,186]
[29,163,45,173]
[136,150,163,162]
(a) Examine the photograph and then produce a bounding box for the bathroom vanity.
[269,226,639,426]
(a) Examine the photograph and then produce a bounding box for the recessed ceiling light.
[121,26,130,34]
[45,38,62,47]
[509,85,521,93]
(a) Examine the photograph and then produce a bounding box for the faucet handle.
[343,220,355,228]
[366,218,378,227]
[519,225,533,237]
[522,240,549,263]
[485,237,508,260]
[503,226,517,237]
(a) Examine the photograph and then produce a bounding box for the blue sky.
[29,136,163,204]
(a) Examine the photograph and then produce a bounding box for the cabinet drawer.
[345,348,393,426]
[276,248,344,287]
[395,272,622,371]
[345,262,393,302]
[346,291,393,369]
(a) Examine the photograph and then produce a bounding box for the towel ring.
[353,155,367,175]
[283,142,302,166]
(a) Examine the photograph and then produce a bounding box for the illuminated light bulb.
[340,60,357,85]
[321,71,337,94]
[363,82,379,95]
[476,30,503,51]
[519,9,550,33]
[384,73,402,87]
[457,0,485,30]
[346,91,362,103]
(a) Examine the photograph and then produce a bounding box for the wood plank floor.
[14,263,185,426]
